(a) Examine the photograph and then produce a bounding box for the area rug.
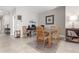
[27,40,60,53]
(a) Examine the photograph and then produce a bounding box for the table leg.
[47,33,52,48]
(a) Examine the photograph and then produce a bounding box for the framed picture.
[45,15,54,24]
[17,15,22,20]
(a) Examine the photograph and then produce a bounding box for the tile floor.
[56,40,79,53]
[0,34,79,53]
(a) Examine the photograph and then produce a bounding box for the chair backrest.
[36,26,44,40]
[51,25,60,39]
[51,25,60,34]
[22,26,27,34]
[41,25,44,29]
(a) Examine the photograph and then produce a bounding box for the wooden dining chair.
[22,26,27,38]
[36,26,44,44]
[51,25,60,44]
[36,26,50,47]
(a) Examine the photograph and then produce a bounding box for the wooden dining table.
[44,30,52,48]
[44,28,58,48]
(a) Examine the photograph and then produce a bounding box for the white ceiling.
[0,6,58,14]
[23,6,58,14]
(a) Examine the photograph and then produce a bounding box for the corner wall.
[38,6,65,35]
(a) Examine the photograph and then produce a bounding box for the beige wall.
[38,6,65,35]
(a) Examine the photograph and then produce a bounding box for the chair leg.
[55,38,60,45]
[43,40,46,48]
